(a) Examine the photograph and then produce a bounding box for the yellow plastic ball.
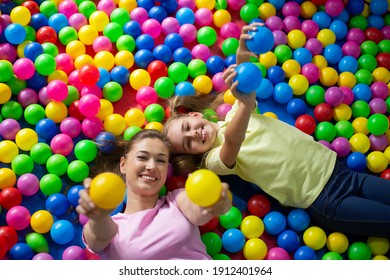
[223,89,236,105]
[96,99,114,121]
[89,172,126,210]
[0,140,19,164]
[384,146,390,163]
[45,101,68,123]
[333,104,352,121]
[352,117,369,134]
[367,236,390,256]
[303,226,327,250]
[94,51,115,71]
[349,133,370,153]
[130,69,151,90]
[372,67,390,83]
[125,108,146,127]
[115,50,134,68]
[243,238,268,260]
[240,215,264,239]
[213,9,231,28]
[0,83,12,104]
[316,28,336,47]
[319,67,339,87]
[66,40,86,60]
[0,168,17,190]
[185,169,222,207]
[16,41,31,59]
[259,3,276,20]
[289,74,309,95]
[372,255,389,260]
[312,55,328,70]
[30,210,54,234]
[118,0,137,12]
[326,232,349,254]
[48,70,68,84]
[282,59,301,79]
[338,72,356,88]
[193,75,213,94]
[104,113,126,136]
[78,25,99,46]
[15,128,38,151]
[10,6,31,26]
[287,29,306,49]
[145,122,163,132]
[196,0,215,9]
[259,52,277,69]
[361,3,370,17]
[366,151,388,173]
[74,54,94,69]
[300,1,317,19]
[263,112,278,119]
[89,11,110,32]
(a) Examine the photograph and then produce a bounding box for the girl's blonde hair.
[162,93,224,176]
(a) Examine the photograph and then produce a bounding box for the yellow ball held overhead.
[89,172,126,210]
[185,169,222,208]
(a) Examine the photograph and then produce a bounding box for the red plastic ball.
[314,103,334,122]
[0,236,7,258]
[295,114,317,135]
[68,100,86,121]
[380,169,390,180]
[165,176,186,192]
[247,194,271,218]
[364,27,383,44]
[147,60,168,83]
[199,216,219,234]
[78,64,100,86]
[0,188,22,210]
[21,1,40,14]
[0,226,18,251]
[36,26,58,44]
[376,53,390,69]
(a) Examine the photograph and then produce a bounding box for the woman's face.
[166,113,218,155]
[120,138,170,196]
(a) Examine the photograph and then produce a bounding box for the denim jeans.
[307,160,390,238]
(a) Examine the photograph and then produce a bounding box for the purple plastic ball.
[0,118,21,140]
[325,87,344,107]
[369,134,388,151]
[369,98,387,114]
[331,137,351,158]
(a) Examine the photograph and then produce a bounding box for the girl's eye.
[186,123,190,131]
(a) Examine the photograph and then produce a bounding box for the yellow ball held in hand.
[89,172,126,210]
[185,169,222,207]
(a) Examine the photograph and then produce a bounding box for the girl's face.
[166,113,218,155]
[120,138,170,196]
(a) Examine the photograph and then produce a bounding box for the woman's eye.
[137,156,146,160]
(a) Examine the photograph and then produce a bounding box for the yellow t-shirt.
[205,101,337,208]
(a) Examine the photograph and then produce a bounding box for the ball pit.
[0,0,389,262]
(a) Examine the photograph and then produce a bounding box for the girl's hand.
[76,178,115,220]
[236,22,264,65]
[201,183,232,217]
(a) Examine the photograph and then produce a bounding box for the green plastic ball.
[123,126,142,141]
[116,35,136,52]
[144,104,165,123]
[201,232,222,257]
[35,54,56,76]
[154,77,175,98]
[67,160,90,183]
[46,154,69,176]
[0,60,14,82]
[351,100,370,118]
[221,37,239,57]
[39,1,58,18]
[11,154,34,176]
[197,26,217,47]
[103,22,123,43]
[30,143,53,165]
[74,140,98,163]
[25,26,36,42]
[110,8,130,27]
[1,101,23,120]
[7,76,27,95]
[322,251,343,260]
[367,113,389,135]
[219,206,243,229]
[26,232,49,253]
[348,242,372,260]
[335,120,354,139]
[62,86,80,106]
[358,54,377,72]
[42,42,59,57]
[103,81,123,102]
[378,39,390,53]
[349,15,368,30]
[360,40,378,56]
[188,59,207,78]
[40,173,62,196]
[213,253,231,260]
[24,104,46,125]
[168,62,189,84]
[306,85,325,106]
[315,121,336,142]
[78,0,97,18]
[274,44,292,64]
[355,69,373,85]
[58,26,78,46]
[240,3,260,23]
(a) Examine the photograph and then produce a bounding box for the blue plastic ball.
[347,152,367,172]
[164,33,184,52]
[277,230,300,253]
[137,0,154,10]
[333,9,350,23]
[256,78,273,100]
[136,34,155,51]
[263,211,286,235]
[338,56,358,73]
[370,0,388,16]
[273,82,293,104]
[97,67,111,88]
[246,26,274,55]
[30,13,49,31]
[233,62,262,93]
[267,65,285,85]
[95,131,117,154]
[153,44,173,64]
[206,55,226,75]
[224,54,236,67]
[134,49,154,69]
[287,208,310,232]
[175,81,195,96]
[329,20,348,40]
[293,47,313,66]
[294,245,317,260]
[36,118,59,141]
[353,83,372,102]
[312,11,331,29]
[123,20,142,39]
[50,220,75,245]
[67,184,85,207]
[4,23,26,45]
[46,193,70,217]
[323,44,343,65]
[148,6,168,23]
[110,66,130,85]
[221,228,245,253]
[367,15,384,29]
[160,0,178,14]
[9,243,34,260]
[27,72,47,92]
[24,42,45,62]
[173,47,192,65]
[48,13,69,33]
[287,98,307,118]
[346,0,364,16]
[175,7,195,25]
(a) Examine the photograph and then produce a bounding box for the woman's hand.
[201,183,232,217]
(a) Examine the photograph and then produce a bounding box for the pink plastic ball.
[50,133,74,156]
[0,42,17,62]
[58,0,78,19]
[339,86,354,105]
[6,205,31,230]
[227,0,246,11]
[301,20,319,39]
[17,88,38,108]
[136,86,158,108]
[382,26,390,39]
[305,38,323,56]
[177,0,196,10]
[369,98,387,114]
[68,13,88,31]
[212,72,228,92]
[13,58,35,80]
[33,253,54,260]
[191,44,211,61]
[325,0,345,17]
[92,36,112,53]
[161,17,180,35]
[220,23,240,40]
[341,41,361,58]
[273,30,287,47]
[265,16,284,31]
[217,103,232,119]
[267,247,290,260]
[371,82,389,100]
[55,53,74,74]
[369,134,388,151]
[282,1,301,17]
[60,117,82,138]
[130,7,149,25]
[62,245,87,260]
[283,16,301,33]
[179,23,197,43]
[301,63,320,84]
[46,80,68,102]
[194,8,213,27]
[81,85,102,98]
[81,116,103,139]
[38,87,51,106]
[325,86,344,107]
[68,70,84,92]
[142,19,161,39]
[78,94,101,117]
[16,173,40,196]
[347,28,366,45]
[331,137,351,158]
[0,118,21,140]
[97,0,116,16]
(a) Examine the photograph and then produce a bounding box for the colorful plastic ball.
[370,0,388,16]
[367,151,388,173]
[25,234,48,254]
[8,243,34,260]
[185,169,222,208]
[67,160,90,183]
[168,61,189,83]
[303,226,327,250]
[315,121,336,142]
[367,236,390,256]
[103,114,125,136]
[175,81,196,97]
[240,215,264,239]
[50,219,75,245]
[331,137,351,158]
[74,139,97,163]
[4,23,26,45]
[173,47,193,65]
[277,230,300,253]
[164,33,184,52]
[294,245,316,260]
[286,208,310,232]
[295,114,316,135]
[147,60,168,83]
[286,98,307,119]
[196,26,217,47]
[326,232,349,254]
[11,154,34,176]
[267,247,290,260]
[348,241,372,260]
[219,206,242,230]
[246,26,274,55]
[347,152,367,172]
[319,67,338,87]
[201,232,222,257]
[0,187,22,210]
[243,238,268,260]
[6,205,31,231]
[144,104,165,123]
[15,173,39,197]
[49,133,73,156]
[154,76,176,98]
[59,117,81,139]
[89,172,126,210]
[263,211,286,236]
[66,184,84,208]
[325,86,344,107]
[322,251,343,260]
[233,62,262,93]
[273,82,293,104]
[15,128,38,152]
[221,228,245,253]
[46,193,70,217]
[32,252,54,260]
[367,113,389,135]
[247,194,271,218]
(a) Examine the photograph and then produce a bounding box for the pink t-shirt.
[83,188,211,260]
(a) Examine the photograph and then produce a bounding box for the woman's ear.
[119,156,126,174]
[189,112,203,118]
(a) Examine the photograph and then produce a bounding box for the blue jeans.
[307,160,390,238]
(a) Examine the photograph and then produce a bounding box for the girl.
[162,25,390,238]
[76,129,231,260]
